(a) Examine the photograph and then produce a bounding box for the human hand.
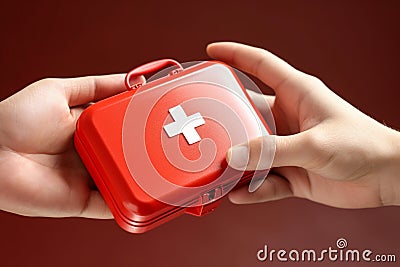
[207,42,400,208]
[0,75,125,218]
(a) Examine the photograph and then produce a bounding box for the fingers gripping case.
[74,59,272,233]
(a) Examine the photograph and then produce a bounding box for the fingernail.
[227,145,249,170]
[228,192,241,204]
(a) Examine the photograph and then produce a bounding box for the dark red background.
[0,1,399,266]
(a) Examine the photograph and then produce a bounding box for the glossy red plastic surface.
[74,60,271,233]
[125,59,182,89]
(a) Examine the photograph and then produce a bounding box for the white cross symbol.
[163,105,205,145]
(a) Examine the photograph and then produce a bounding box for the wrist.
[0,100,5,147]
[379,128,400,206]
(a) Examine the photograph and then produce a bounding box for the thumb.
[227,133,313,170]
[62,74,126,107]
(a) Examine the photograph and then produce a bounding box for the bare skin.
[0,42,399,219]
[207,42,400,209]
[0,75,126,218]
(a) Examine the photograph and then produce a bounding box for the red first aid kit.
[74,59,272,233]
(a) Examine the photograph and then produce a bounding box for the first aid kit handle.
[125,59,183,90]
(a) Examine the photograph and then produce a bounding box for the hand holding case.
[74,60,271,233]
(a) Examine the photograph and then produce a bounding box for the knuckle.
[302,130,335,169]
[34,78,59,86]
[298,73,327,92]
[303,74,323,85]
[249,136,263,152]
[248,137,263,165]
[246,136,275,170]
[29,78,63,93]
